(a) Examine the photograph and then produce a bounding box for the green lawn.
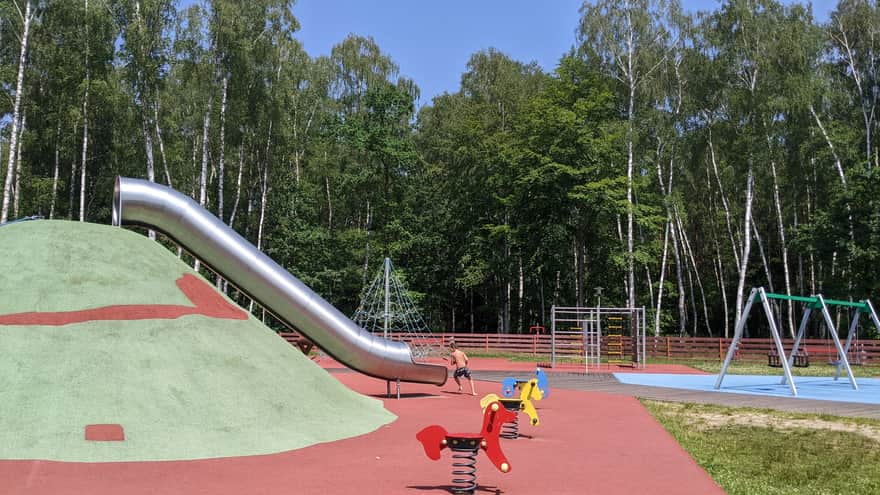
[643,400,880,495]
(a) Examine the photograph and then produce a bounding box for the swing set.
[715,287,880,396]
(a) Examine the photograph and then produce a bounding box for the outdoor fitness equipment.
[416,400,515,494]
[715,287,880,396]
[550,305,647,372]
[481,378,543,439]
[501,368,549,399]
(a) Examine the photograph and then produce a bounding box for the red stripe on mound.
[176,273,247,320]
[0,274,246,326]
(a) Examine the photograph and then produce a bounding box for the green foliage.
[3,0,880,337]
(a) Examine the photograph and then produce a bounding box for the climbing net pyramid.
[351,258,441,359]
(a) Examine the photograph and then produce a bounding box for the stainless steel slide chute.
[112,177,447,386]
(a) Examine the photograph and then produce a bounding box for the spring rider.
[501,367,549,399]
[416,399,515,493]
[482,377,543,439]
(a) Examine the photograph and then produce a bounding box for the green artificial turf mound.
[0,220,395,462]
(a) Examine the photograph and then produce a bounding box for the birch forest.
[2,0,880,338]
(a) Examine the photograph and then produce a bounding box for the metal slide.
[112,177,447,386]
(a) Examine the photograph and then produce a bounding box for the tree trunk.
[217,76,228,222]
[654,220,670,336]
[626,85,635,309]
[714,235,730,337]
[708,125,741,269]
[79,0,92,223]
[810,104,855,294]
[616,215,628,302]
[256,121,273,251]
[154,101,171,187]
[361,200,372,286]
[229,141,245,226]
[676,207,710,336]
[683,243,698,336]
[503,212,511,333]
[517,256,524,333]
[769,159,794,337]
[752,221,774,294]
[1,0,32,224]
[193,109,210,273]
[325,175,333,230]
[734,166,754,329]
[69,120,77,220]
[574,231,582,307]
[13,114,26,219]
[654,147,675,336]
[199,109,210,207]
[79,86,89,222]
[470,289,475,333]
[670,217,686,336]
[257,164,269,251]
[50,122,61,219]
[831,17,875,164]
[141,113,155,238]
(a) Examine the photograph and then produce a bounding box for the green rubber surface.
[0,220,396,462]
[0,220,193,313]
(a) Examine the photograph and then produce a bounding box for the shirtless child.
[449,341,476,395]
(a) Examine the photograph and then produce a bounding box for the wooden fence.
[367,333,880,366]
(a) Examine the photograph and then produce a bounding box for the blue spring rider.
[501,368,549,399]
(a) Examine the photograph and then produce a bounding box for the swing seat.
[767,351,809,368]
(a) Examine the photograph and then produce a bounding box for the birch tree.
[578,0,672,309]
[79,0,89,221]
[828,1,880,166]
[1,0,33,224]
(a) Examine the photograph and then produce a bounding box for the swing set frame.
[715,287,880,396]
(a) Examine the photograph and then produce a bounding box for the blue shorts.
[453,367,471,379]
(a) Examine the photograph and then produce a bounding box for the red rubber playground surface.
[1,367,723,495]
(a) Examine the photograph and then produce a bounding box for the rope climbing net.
[351,258,441,359]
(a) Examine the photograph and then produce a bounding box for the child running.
[448,341,476,395]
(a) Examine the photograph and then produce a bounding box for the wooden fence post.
[666,336,670,358]
[486,335,489,352]
[718,338,723,361]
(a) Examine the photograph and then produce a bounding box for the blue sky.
[292,0,839,107]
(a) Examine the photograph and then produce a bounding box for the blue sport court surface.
[613,373,880,405]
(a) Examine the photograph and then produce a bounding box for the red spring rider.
[416,400,515,493]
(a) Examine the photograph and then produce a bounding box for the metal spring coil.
[500,414,519,439]
[450,450,478,493]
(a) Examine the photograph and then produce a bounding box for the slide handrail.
[112,177,447,386]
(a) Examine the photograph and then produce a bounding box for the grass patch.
[643,400,880,495]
